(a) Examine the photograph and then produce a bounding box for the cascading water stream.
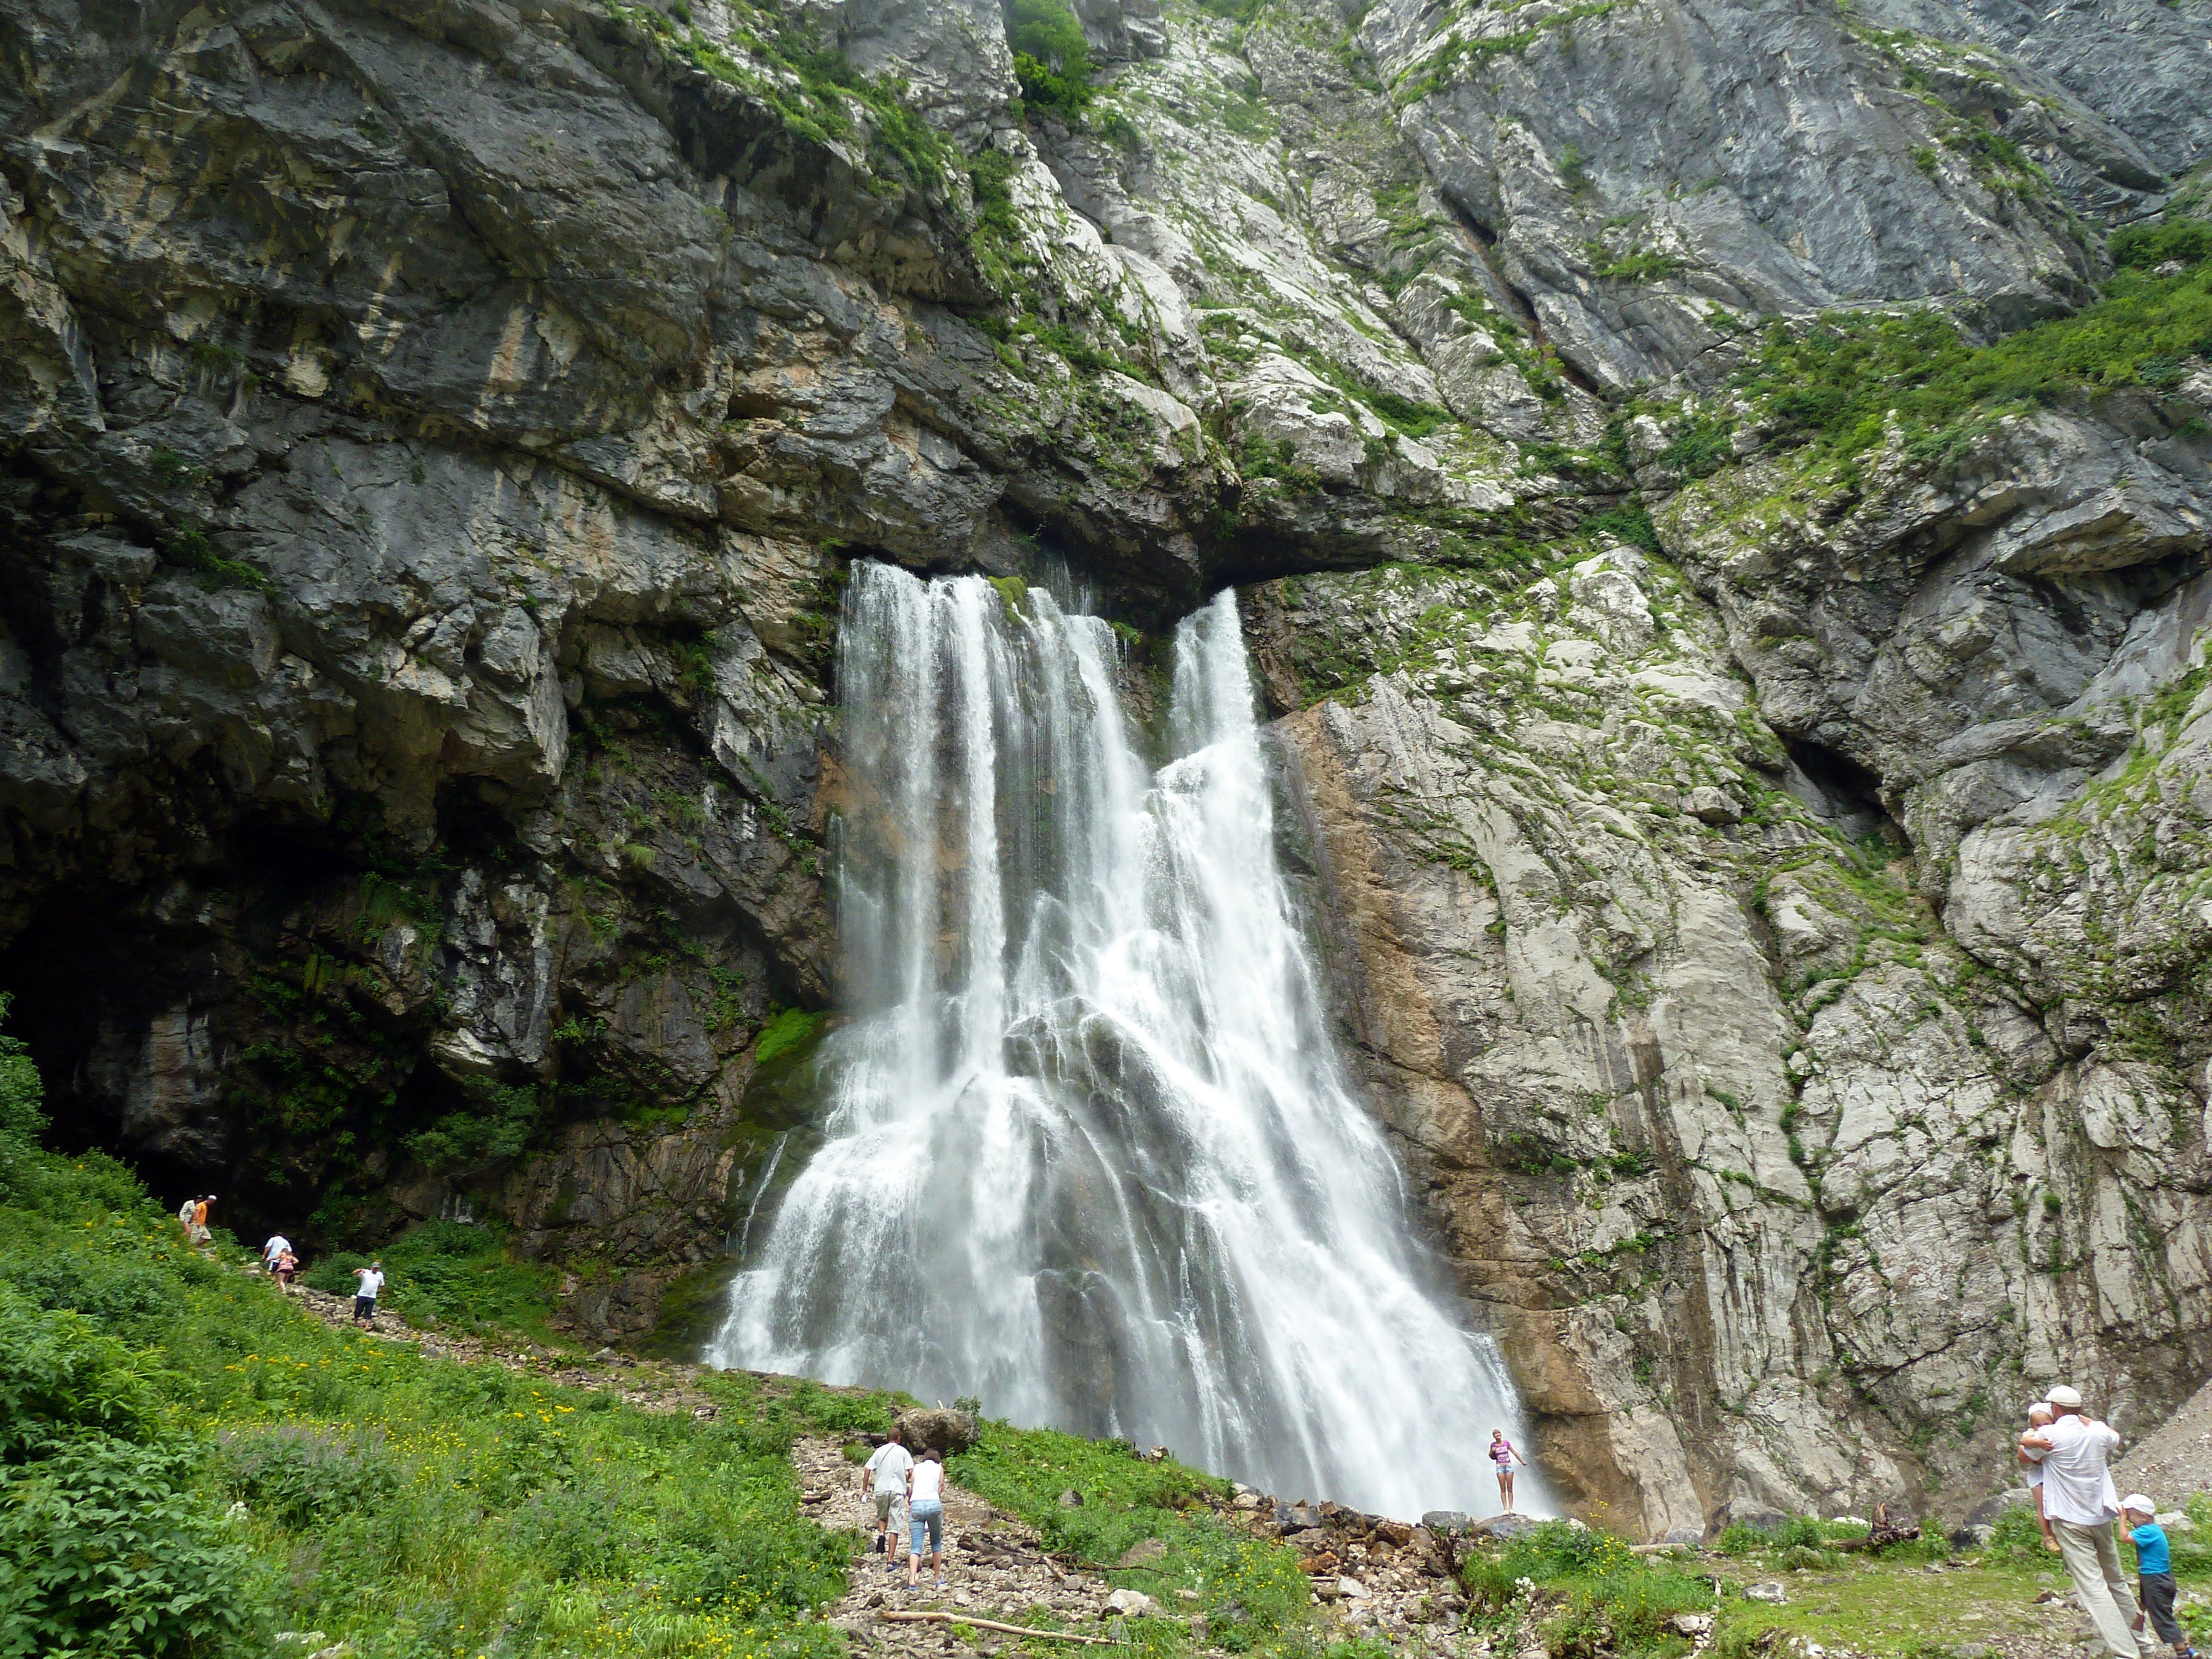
[710,563,1540,1518]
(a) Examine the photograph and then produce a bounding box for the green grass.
[1462,1520,1714,1654]
[301,1218,569,1347]
[951,1427,1319,1651]
[0,998,1356,1658]
[1710,226,2212,473]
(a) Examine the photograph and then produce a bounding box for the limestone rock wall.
[1,0,2207,1524]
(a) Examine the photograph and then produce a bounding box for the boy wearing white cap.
[2020,1385,2141,1659]
[2121,1494,2195,1656]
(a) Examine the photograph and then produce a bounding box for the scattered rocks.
[1104,1589,1157,1618]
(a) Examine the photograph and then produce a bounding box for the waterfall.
[709,562,1539,1519]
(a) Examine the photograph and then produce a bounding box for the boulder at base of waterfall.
[1468,1515,1541,1541]
[1662,1526,1703,1547]
[1298,1551,1342,1574]
[1105,1589,1157,1618]
[1337,1577,1370,1600]
[895,1408,978,1457]
[1421,1510,1472,1532]
[1743,1581,1788,1604]
[1118,1538,1167,1568]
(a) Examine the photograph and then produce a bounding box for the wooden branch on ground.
[878,1611,1118,1645]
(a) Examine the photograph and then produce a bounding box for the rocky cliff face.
[2,0,2207,1530]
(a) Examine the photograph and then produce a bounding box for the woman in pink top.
[1490,1428,1527,1513]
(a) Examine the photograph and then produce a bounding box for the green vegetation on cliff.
[1666,222,2212,479]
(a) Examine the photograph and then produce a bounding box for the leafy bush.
[2112,217,2212,272]
[1005,0,1095,115]
[0,1434,257,1658]
[1980,1503,2048,1564]
[0,1287,151,1455]
[0,993,42,1199]
[217,1426,397,1526]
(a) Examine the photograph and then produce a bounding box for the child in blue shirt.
[2122,1494,2195,1657]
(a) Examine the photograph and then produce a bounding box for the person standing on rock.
[907,1445,947,1592]
[1489,1429,1526,1514]
[2020,1385,2142,1659]
[860,1426,913,1567]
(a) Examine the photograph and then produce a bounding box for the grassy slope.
[0,1002,1368,1659]
[1658,218,2212,482]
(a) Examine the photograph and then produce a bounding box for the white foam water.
[709,562,1541,1518]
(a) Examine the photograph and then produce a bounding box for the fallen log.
[878,1611,1119,1645]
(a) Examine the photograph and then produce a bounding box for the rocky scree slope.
[0,0,2209,1536]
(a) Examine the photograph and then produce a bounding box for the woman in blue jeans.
[907,1449,947,1590]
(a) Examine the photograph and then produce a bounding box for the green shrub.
[1980,1503,2047,1564]
[217,1425,397,1526]
[2111,217,2212,272]
[0,993,41,1199]
[1005,0,1095,114]
[1464,1521,1713,1650]
[0,1434,257,1658]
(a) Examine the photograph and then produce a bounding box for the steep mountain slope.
[1,0,2206,1533]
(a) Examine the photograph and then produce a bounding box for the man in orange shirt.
[191,1194,214,1244]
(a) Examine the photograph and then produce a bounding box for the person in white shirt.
[262,1234,292,1274]
[858,1428,914,1567]
[906,1448,947,1591]
[352,1261,385,1328]
[2020,1385,2141,1658]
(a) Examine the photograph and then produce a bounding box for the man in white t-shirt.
[2020,1385,2141,1658]
[263,1234,293,1275]
[352,1261,385,1329]
[859,1428,914,1567]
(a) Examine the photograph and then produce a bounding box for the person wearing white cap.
[2120,1494,2195,1657]
[2020,1385,2142,1658]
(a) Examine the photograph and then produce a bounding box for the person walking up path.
[352,1260,385,1329]
[860,1426,913,1568]
[2022,1385,2142,1658]
[907,1446,947,1591]
[262,1232,292,1275]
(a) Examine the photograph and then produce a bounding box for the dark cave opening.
[1781,735,1910,849]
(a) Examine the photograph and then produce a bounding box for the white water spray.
[710,564,1538,1517]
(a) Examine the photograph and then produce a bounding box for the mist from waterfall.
[709,562,1538,1518]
